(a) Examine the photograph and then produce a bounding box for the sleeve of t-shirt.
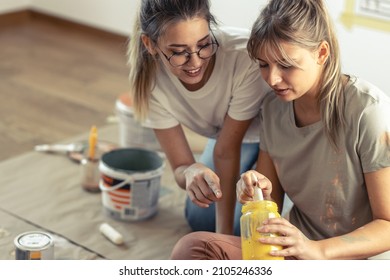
[142,93,179,129]
[227,54,270,121]
[358,101,390,172]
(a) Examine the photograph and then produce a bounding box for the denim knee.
[185,196,242,236]
[185,197,216,232]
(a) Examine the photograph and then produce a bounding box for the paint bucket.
[115,93,160,150]
[14,231,55,260]
[99,148,165,221]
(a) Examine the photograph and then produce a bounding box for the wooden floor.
[0,11,131,161]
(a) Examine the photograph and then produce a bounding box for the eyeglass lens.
[169,43,218,67]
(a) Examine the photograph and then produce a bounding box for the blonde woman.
[171,0,390,259]
[128,0,269,235]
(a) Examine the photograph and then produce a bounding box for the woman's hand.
[258,217,325,260]
[184,163,222,208]
[236,170,273,203]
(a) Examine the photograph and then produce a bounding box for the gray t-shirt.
[259,76,390,240]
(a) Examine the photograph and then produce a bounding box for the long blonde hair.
[127,0,217,121]
[247,0,345,149]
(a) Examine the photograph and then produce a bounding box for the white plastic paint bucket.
[99,148,165,221]
[115,93,160,150]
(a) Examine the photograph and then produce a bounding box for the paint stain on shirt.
[380,132,390,146]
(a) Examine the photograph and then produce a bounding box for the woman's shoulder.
[214,26,251,51]
[215,26,251,37]
[344,76,390,127]
[345,75,390,107]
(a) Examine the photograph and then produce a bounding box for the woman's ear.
[317,41,330,65]
[141,34,157,55]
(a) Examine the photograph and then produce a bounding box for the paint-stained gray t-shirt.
[259,76,390,240]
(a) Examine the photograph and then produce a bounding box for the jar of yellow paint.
[240,200,284,260]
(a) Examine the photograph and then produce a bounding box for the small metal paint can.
[14,231,54,260]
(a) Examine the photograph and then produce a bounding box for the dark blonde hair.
[248,0,345,149]
[128,0,217,120]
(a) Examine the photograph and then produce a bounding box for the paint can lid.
[14,231,54,251]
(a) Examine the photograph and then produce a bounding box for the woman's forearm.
[174,165,189,190]
[318,219,390,259]
[214,153,240,235]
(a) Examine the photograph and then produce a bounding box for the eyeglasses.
[157,31,219,67]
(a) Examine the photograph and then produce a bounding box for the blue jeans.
[185,139,259,236]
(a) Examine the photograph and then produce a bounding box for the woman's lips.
[184,67,201,77]
[273,88,289,96]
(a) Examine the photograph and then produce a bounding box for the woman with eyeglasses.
[128,0,269,236]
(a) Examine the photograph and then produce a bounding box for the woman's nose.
[266,67,282,87]
[186,52,203,67]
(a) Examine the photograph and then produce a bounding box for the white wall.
[29,0,136,35]
[0,0,30,13]
[0,0,262,35]
[326,1,390,95]
[0,0,389,94]
[211,1,265,29]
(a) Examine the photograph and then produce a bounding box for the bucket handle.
[99,176,135,192]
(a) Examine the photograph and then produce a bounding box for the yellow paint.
[240,200,284,260]
[88,125,98,159]
[340,0,390,32]
[241,236,284,260]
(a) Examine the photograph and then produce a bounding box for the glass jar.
[240,200,284,260]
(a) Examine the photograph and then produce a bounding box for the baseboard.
[0,9,127,41]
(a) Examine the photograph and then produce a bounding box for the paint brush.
[251,173,264,201]
[88,125,98,160]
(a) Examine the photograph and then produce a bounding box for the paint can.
[99,148,165,222]
[14,231,54,260]
[115,93,160,150]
